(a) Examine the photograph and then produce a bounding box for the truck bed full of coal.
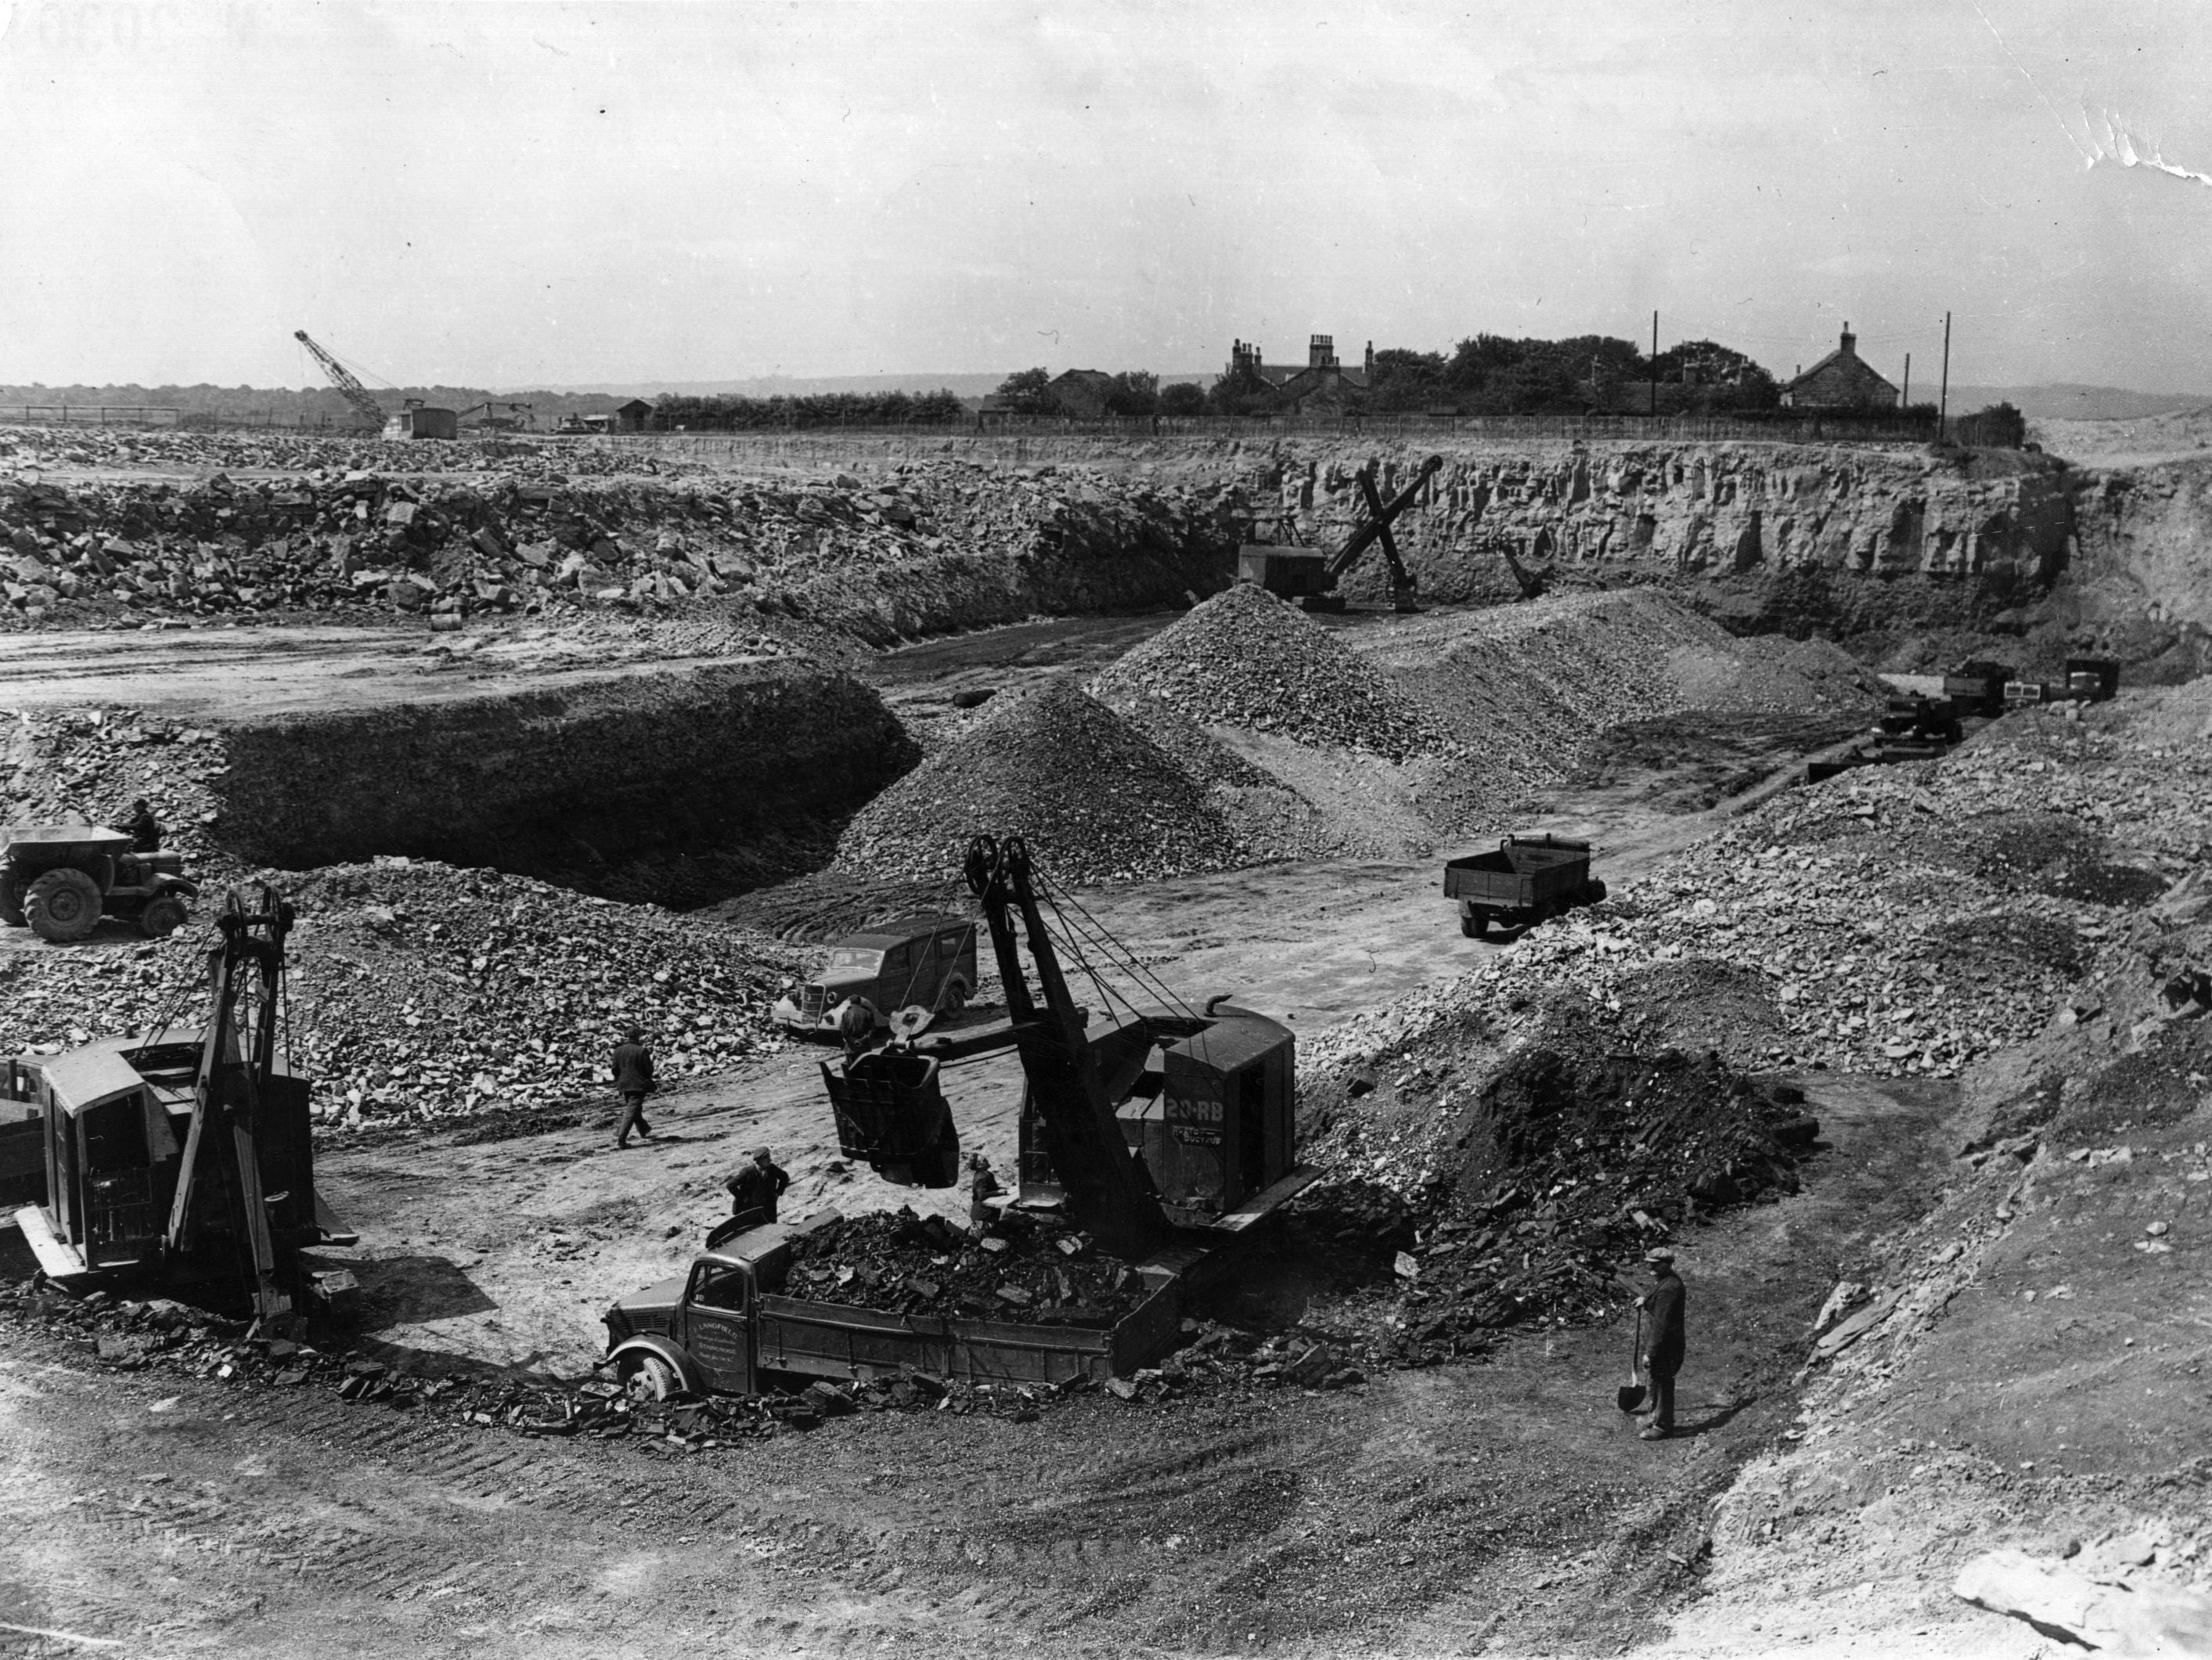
[784,1206,1151,1327]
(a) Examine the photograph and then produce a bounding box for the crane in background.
[293,329,387,430]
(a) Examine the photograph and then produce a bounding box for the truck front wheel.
[24,868,102,942]
[1461,908,1490,938]
[0,869,25,928]
[623,1354,680,1403]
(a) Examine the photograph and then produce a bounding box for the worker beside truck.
[725,1147,790,1226]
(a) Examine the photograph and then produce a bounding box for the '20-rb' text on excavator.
[2,884,353,1327]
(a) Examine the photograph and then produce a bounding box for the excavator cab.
[1125,1005,1295,1219]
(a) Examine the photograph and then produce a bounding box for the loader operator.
[125,798,162,854]
[1635,1247,1686,1441]
[725,1147,790,1226]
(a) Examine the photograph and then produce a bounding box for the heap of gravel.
[832,679,1243,888]
[0,855,801,1132]
[1353,587,1884,799]
[1088,582,1454,762]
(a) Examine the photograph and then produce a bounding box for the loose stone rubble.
[0,857,802,1129]
[0,432,1230,636]
[834,680,1243,887]
[1092,582,1451,762]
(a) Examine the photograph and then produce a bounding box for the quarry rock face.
[1237,441,2075,607]
[204,657,920,906]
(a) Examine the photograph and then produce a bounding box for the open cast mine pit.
[5,423,2212,1660]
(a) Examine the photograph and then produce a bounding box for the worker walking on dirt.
[836,996,874,1061]
[967,1152,1002,1227]
[1636,1247,1686,1441]
[725,1147,790,1225]
[611,1024,656,1149]
[125,798,161,854]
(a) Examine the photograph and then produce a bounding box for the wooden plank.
[11,1204,89,1282]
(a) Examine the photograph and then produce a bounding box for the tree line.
[650,388,968,430]
[980,333,1818,420]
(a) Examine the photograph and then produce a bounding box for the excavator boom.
[962,836,1169,1259]
[294,329,386,430]
[1325,454,1442,605]
[164,884,298,1323]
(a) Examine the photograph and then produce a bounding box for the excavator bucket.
[820,1051,960,1188]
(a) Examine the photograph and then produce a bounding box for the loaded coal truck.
[601,833,1317,1399]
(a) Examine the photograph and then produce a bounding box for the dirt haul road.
[0,1067,1958,1660]
[315,787,1749,1377]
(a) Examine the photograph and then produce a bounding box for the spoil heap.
[2,704,227,866]
[784,1207,1150,1324]
[1353,587,1884,800]
[0,856,801,1129]
[0,441,1228,638]
[1295,974,1811,1353]
[1089,582,1453,762]
[833,681,1241,887]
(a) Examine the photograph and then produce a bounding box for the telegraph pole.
[1937,311,1951,441]
[1650,311,1659,416]
[1902,352,1911,409]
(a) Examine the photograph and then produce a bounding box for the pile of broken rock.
[0,855,802,1131]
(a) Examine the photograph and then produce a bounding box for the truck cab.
[603,1226,794,1399]
[772,916,978,1036]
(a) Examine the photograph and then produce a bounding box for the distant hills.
[1949,384,2212,421]
[522,371,1212,398]
[2,374,2203,425]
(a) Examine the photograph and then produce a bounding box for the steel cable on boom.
[1030,875,1155,1021]
[1029,866,1219,1078]
[1032,866,1203,1024]
[1032,884,1137,1027]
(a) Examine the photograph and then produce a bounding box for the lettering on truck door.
[681,1263,755,1393]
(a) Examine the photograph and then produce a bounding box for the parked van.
[772,916,979,1036]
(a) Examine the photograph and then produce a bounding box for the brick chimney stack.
[1309,333,1336,369]
[1364,340,1374,376]
[1839,322,1856,355]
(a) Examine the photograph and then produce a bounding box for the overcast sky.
[4,1,2210,391]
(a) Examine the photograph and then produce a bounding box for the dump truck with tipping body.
[1443,834,1605,938]
[2,826,197,942]
[603,834,1316,1396]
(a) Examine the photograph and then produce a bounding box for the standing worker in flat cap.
[725,1147,791,1226]
[1637,1247,1686,1441]
[611,1023,656,1149]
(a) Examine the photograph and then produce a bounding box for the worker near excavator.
[611,1024,655,1149]
[967,1152,1002,1227]
[125,798,161,854]
[725,1147,790,1225]
[1636,1247,1686,1441]
[836,996,874,1061]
